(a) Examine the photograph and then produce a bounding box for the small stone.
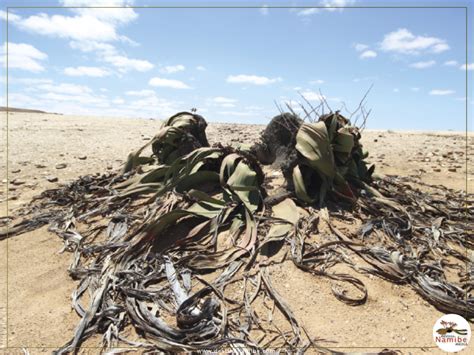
[433,168,441,172]
[78,155,87,160]
[11,169,21,173]
[423,158,430,162]
[106,165,113,170]
[35,164,47,168]
[142,137,151,141]
[46,176,58,182]
[373,139,378,142]
[448,167,457,172]
[11,179,25,186]
[8,195,18,201]
[55,163,67,169]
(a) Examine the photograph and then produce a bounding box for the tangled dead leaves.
[2,111,472,354]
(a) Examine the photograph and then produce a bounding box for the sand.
[0,111,472,353]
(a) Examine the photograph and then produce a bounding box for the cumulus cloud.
[148,77,191,89]
[7,0,137,43]
[444,60,458,66]
[5,1,152,74]
[381,28,449,55]
[37,83,92,95]
[354,43,369,52]
[296,0,355,15]
[159,64,185,74]
[64,66,110,77]
[460,63,474,70]
[103,54,153,72]
[213,96,237,104]
[409,60,436,69]
[260,5,269,16]
[208,96,238,108]
[0,42,48,72]
[125,89,155,96]
[196,65,206,71]
[360,50,377,59]
[0,10,21,22]
[227,74,282,85]
[429,89,455,96]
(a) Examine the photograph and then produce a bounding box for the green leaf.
[295,122,336,180]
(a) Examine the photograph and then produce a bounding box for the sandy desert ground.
[0,111,472,353]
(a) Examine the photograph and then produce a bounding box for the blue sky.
[1,0,473,130]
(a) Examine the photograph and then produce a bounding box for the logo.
[433,314,471,352]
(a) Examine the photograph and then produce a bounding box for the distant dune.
[0,106,48,114]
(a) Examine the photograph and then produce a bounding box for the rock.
[448,167,457,172]
[373,139,378,142]
[55,163,67,169]
[11,179,26,186]
[106,165,113,170]
[78,155,87,160]
[433,168,441,172]
[35,164,47,168]
[11,169,21,173]
[46,176,58,182]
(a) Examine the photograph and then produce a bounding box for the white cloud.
[15,13,120,42]
[149,77,191,89]
[0,10,21,22]
[411,87,420,92]
[159,64,185,74]
[227,74,282,85]
[360,50,377,59]
[8,1,138,43]
[429,89,455,96]
[37,83,92,95]
[5,2,150,74]
[213,96,237,104]
[381,28,449,55]
[409,60,436,69]
[300,91,325,101]
[354,43,369,52]
[102,54,153,72]
[112,97,125,104]
[260,5,269,16]
[296,0,354,15]
[309,79,325,85]
[0,42,48,72]
[460,63,474,71]
[69,40,115,54]
[69,40,153,73]
[296,8,320,16]
[209,96,238,108]
[321,0,355,12]
[64,66,110,77]
[196,65,206,71]
[125,89,155,96]
[60,0,138,25]
[444,60,458,66]
[9,76,53,85]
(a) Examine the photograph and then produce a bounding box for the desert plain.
[0,110,472,353]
